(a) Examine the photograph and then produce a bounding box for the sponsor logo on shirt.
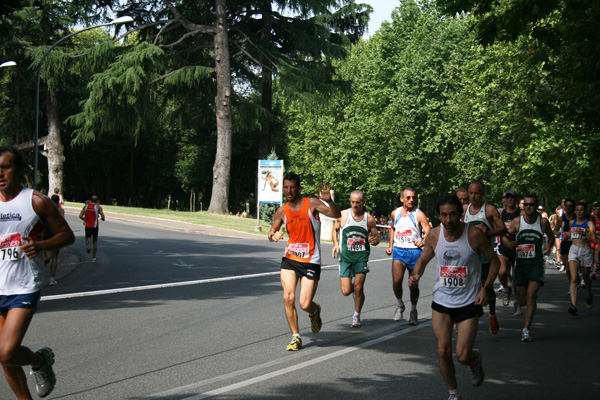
[0,213,22,222]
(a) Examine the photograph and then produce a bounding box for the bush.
[259,203,279,224]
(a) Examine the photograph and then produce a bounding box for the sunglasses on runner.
[523,203,536,207]
[502,194,516,199]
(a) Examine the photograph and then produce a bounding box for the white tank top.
[464,203,492,230]
[0,188,46,295]
[432,225,482,308]
[393,207,422,249]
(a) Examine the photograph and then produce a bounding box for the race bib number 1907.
[287,243,310,259]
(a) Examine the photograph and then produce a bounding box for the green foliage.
[259,203,278,224]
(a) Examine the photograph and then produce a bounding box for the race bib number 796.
[0,233,23,261]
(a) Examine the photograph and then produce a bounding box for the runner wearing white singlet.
[410,194,499,400]
[385,187,430,325]
[463,180,506,334]
[0,146,75,399]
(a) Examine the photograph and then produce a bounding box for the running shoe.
[409,309,418,326]
[31,347,56,398]
[351,314,361,328]
[286,334,302,351]
[586,296,593,310]
[393,304,405,321]
[581,279,586,289]
[49,277,58,286]
[468,349,485,387]
[592,271,597,280]
[521,328,532,342]
[448,394,463,400]
[92,258,96,263]
[502,286,512,306]
[489,315,499,334]
[497,285,507,293]
[559,264,566,272]
[86,242,91,253]
[568,304,578,316]
[309,303,322,334]
[513,302,522,316]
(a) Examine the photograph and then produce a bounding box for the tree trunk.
[257,7,273,160]
[207,0,233,214]
[258,68,273,159]
[43,86,64,197]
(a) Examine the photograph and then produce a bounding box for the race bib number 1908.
[0,233,23,261]
[439,266,467,288]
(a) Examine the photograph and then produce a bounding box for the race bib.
[347,238,366,252]
[439,266,467,288]
[287,243,309,259]
[395,229,414,244]
[517,244,535,259]
[571,227,585,239]
[0,233,23,261]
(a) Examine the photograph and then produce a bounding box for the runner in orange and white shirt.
[268,172,341,351]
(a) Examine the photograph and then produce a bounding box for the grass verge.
[64,202,268,236]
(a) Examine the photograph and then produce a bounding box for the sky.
[362,0,398,37]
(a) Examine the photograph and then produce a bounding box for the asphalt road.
[1,213,598,399]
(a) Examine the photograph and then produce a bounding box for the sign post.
[256,160,284,230]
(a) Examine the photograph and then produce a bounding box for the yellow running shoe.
[309,303,322,334]
[286,334,302,351]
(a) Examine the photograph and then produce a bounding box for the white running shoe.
[513,302,522,316]
[521,328,532,342]
[31,348,56,398]
[351,314,361,328]
[468,349,485,386]
[49,277,58,286]
[393,304,405,321]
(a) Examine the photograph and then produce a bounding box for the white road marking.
[41,258,390,301]
[151,319,431,399]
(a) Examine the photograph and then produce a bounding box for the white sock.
[396,299,404,307]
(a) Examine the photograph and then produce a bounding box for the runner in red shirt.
[78,195,105,262]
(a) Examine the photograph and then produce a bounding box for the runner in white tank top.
[409,194,499,400]
[462,180,506,335]
[0,147,74,399]
[385,187,430,325]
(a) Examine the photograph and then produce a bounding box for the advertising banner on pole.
[258,160,283,204]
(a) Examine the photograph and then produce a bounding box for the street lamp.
[1,61,17,68]
[33,16,133,189]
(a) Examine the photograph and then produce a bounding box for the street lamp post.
[1,61,17,68]
[33,16,133,189]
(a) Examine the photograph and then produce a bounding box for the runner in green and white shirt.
[332,190,380,327]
